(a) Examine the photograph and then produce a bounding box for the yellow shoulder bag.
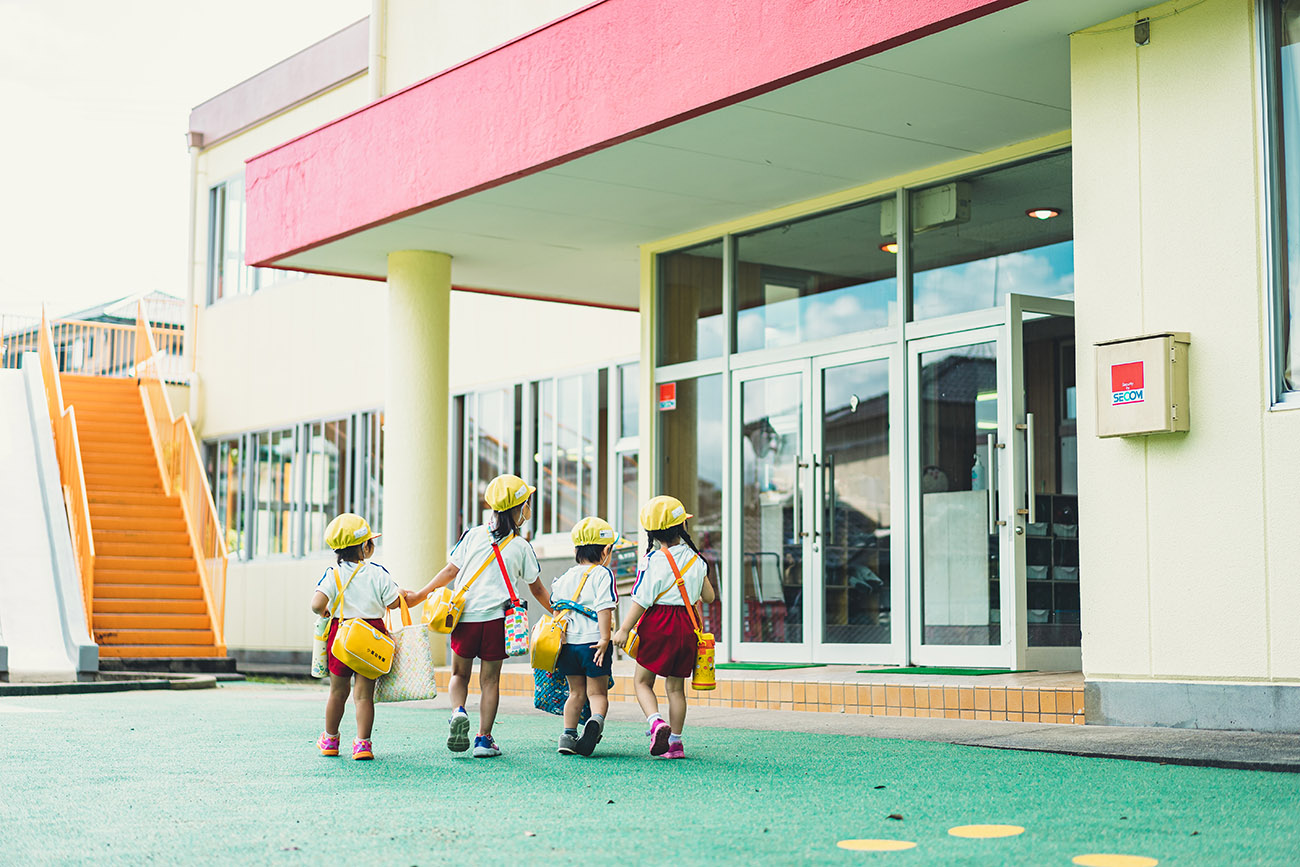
[530,565,596,672]
[424,533,515,634]
[329,563,398,680]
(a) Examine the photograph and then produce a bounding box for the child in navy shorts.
[550,517,619,756]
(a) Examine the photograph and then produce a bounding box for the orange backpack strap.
[662,548,703,633]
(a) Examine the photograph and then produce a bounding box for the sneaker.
[352,738,374,760]
[661,740,685,760]
[317,732,340,757]
[557,732,579,755]
[647,718,671,756]
[447,710,471,752]
[575,718,603,757]
[473,734,502,758]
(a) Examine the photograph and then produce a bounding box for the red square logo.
[1111,361,1144,393]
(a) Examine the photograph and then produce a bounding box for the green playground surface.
[4,683,1299,865]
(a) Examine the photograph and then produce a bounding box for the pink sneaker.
[647,719,671,756]
[662,740,685,759]
[317,732,340,756]
[352,738,374,760]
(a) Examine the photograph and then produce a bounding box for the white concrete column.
[385,251,451,608]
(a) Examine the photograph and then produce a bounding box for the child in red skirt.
[310,513,402,760]
[613,495,716,758]
[407,474,554,758]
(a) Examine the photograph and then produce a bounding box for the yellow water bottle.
[692,631,716,691]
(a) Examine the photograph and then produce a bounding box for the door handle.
[986,432,997,535]
[794,456,809,539]
[1025,412,1036,524]
[824,454,836,544]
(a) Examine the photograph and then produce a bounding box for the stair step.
[97,645,223,658]
[93,598,207,614]
[93,613,210,630]
[81,451,157,466]
[91,516,187,533]
[95,556,198,574]
[84,477,163,491]
[94,529,191,545]
[90,505,181,521]
[94,583,203,600]
[96,542,193,559]
[93,629,214,646]
[89,491,176,506]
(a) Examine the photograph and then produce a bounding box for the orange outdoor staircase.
[61,375,221,658]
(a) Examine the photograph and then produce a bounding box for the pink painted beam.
[245,0,1027,267]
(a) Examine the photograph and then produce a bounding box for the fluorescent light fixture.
[879,242,898,254]
[1025,207,1061,220]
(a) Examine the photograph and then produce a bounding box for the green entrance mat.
[857,666,1037,676]
[717,670,826,675]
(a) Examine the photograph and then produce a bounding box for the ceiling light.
[879,242,898,254]
[1025,208,1061,220]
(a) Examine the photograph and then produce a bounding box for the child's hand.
[593,638,610,666]
[401,588,421,606]
[611,629,628,649]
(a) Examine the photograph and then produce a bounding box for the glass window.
[536,378,557,534]
[910,152,1074,320]
[303,420,349,552]
[207,438,247,560]
[736,199,896,353]
[1271,1,1300,393]
[657,240,725,365]
[619,363,639,439]
[555,373,597,531]
[254,428,297,558]
[361,411,384,536]
[658,374,724,639]
[618,452,639,543]
[207,179,256,305]
[471,388,513,526]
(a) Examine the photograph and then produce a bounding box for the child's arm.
[528,579,555,616]
[700,572,717,604]
[593,608,614,665]
[310,591,330,617]
[407,562,459,605]
[611,602,646,648]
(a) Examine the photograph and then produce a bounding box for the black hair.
[645,524,702,558]
[574,543,608,565]
[490,504,526,542]
[334,540,371,564]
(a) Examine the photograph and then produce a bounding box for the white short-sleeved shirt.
[549,563,618,644]
[448,525,541,623]
[630,544,707,609]
[316,560,399,620]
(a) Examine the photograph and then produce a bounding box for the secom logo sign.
[1111,361,1144,406]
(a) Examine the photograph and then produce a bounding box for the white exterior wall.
[380,0,592,94]
[1072,0,1300,688]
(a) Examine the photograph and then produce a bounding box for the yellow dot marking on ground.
[948,824,1025,838]
[836,839,918,852]
[1072,855,1159,867]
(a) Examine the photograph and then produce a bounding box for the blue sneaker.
[447,710,470,752]
[472,734,501,758]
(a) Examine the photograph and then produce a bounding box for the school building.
[182,0,1300,732]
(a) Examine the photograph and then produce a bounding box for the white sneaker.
[447,710,470,752]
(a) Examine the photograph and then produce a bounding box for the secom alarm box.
[1094,332,1190,438]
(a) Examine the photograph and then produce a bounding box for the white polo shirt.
[549,563,618,644]
[447,525,541,623]
[630,544,707,609]
[316,560,400,620]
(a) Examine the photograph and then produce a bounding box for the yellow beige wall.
[1072,0,1300,685]
[380,0,592,95]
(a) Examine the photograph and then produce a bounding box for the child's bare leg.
[478,659,503,735]
[563,675,587,729]
[665,676,687,733]
[449,652,473,710]
[325,673,351,734]
[353,675,376,739]
[587,675,609,718]
[633,664,660,719]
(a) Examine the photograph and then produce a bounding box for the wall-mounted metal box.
[1094,332,1190,437]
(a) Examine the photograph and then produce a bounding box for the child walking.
[612,496,716,759]
[407,474,553,758]
[551,517,619,757]
[310,513,401,761]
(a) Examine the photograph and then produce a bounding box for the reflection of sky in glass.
[737,278,896,352]
[912,241,1074,321]
[696,374,724,491]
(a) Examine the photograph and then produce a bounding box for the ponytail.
[645,524,702,558]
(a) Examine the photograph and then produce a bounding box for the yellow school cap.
[571,516,619,546]
[640,495,692,532]
[485,474,536,511]
[324,513,381,550]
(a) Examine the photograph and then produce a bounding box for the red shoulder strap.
[492,540,522,607]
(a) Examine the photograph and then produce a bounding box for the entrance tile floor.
[462,663,1087,725]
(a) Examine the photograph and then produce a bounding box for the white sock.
[647,712,664,726]
[669,733,682,744]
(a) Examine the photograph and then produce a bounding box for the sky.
[0,0,370,321]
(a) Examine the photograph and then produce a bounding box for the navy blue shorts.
[556,642,613,679]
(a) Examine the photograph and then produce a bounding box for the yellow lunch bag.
[326,562,397,680]
[531,565,596,672]
[424,534,515,634]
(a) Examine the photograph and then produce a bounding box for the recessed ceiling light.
[879,242,898,254]
[1026,207,1061,220]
